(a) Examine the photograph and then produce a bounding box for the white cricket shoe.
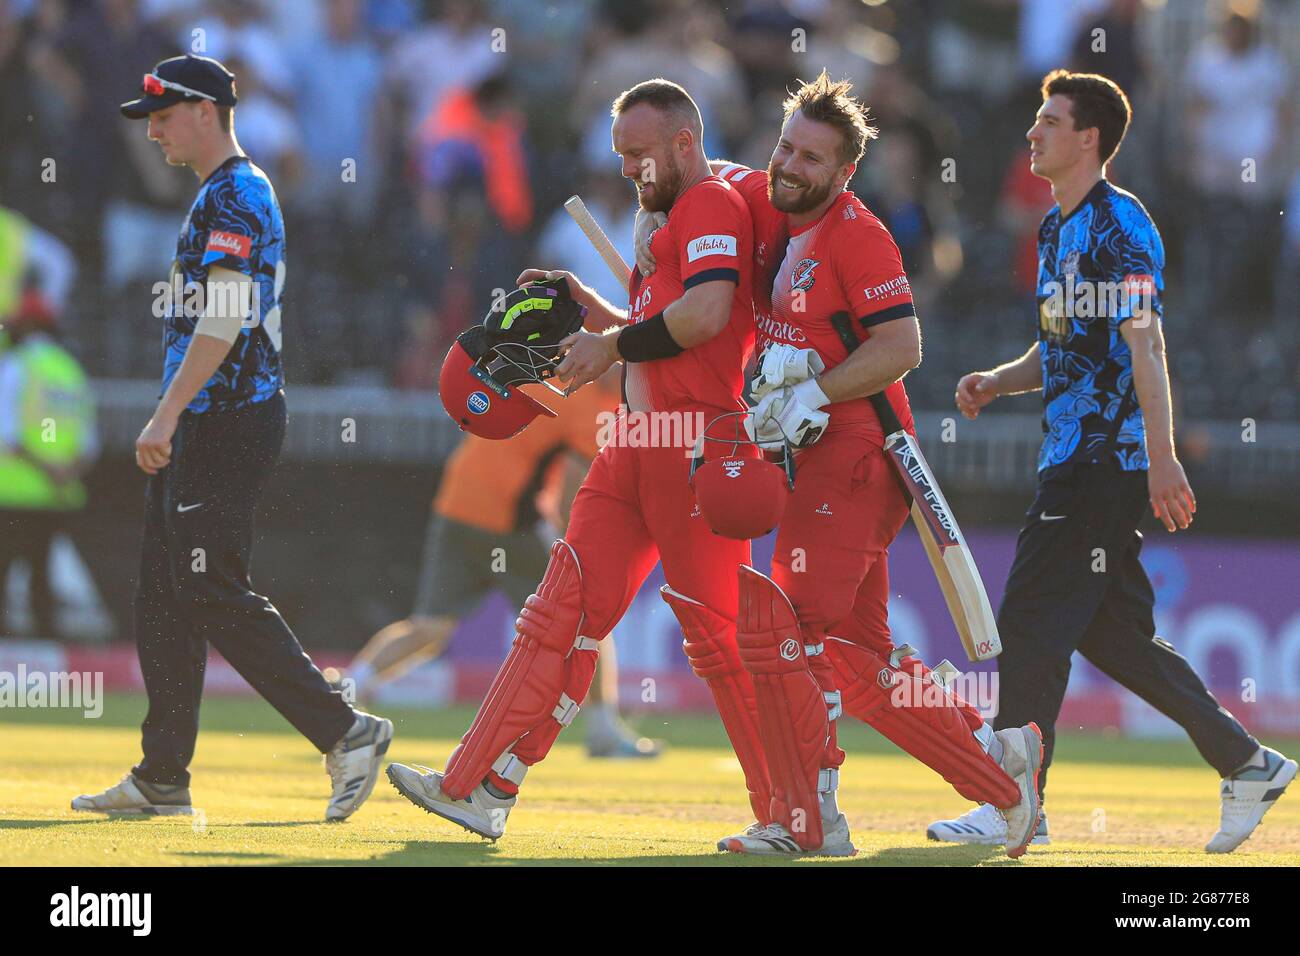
[717,814,857,857]
[324,711,393,821]
[927,802,1051,846]
[994,722,1044,858]
[1206,747,1297,854]
[386,763,515,840]
[71,773,193,816]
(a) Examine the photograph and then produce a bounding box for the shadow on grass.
[275,838,1016,867]
[9,693,1277,770]
[0,817,163,830]
[205,820,336,829]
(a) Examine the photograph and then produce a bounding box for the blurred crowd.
[1,0,1298,420]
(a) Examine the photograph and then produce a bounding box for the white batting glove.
[746,378,831,448]
[749,343,826,403]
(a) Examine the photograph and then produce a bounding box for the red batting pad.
[735,566,830,850]
[825,638,1020,808]
[442,541,588,799]
[661,585,772,825]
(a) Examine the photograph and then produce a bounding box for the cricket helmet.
[438,277,588,439]
[439,326,556,439]
[689,411,796,540]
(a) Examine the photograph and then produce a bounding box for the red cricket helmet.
[439,326,559,440]
[688,411,796,540]
[438,277,588,440]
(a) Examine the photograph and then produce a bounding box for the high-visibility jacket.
[0,206,28,321]
[0,335,96,511]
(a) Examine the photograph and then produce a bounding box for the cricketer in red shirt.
[679,75,1034,854]
[408,81,775,831]
[718,160,917,644]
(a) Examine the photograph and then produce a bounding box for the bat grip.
[867,391,905,437]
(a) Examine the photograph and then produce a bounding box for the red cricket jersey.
[719,164,916,443]
[715,163,787,319]
[624,175,755,414]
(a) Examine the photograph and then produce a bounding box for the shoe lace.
[1219,778,1250,824]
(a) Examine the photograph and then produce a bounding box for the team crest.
[790,258,820,292]
[1062,249,1080,278]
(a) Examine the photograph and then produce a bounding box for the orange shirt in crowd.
[434,377,620,534]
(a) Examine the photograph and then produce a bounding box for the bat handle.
[868,390,905,436]
[828,312,907,437]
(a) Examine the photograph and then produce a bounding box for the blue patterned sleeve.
[1103,197,1164,328]
[199,176,266,275]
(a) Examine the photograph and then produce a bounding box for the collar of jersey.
[787,190,852,238]
[1058,177,1111,224]
[200,153,249,188]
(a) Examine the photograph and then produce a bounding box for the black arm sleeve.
[615,312,685,363]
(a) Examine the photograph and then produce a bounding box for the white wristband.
[792,376,830,410]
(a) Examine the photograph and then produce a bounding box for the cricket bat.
[826,311,1000,662]
[866,390,1002,662]
[565,196,1001,661]
[564,196,633,293]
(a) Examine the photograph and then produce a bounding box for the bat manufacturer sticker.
[889,441,960,544]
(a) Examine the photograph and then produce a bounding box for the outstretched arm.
[955,344,1041,419]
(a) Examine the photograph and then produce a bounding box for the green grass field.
[2,693,1297,866]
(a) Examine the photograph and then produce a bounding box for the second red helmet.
[688,411,796,540]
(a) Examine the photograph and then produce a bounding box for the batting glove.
[749,343,826,403]
[746,378,831,448]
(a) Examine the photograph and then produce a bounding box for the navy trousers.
[132,391,354,787]
[992,461,1258,799]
